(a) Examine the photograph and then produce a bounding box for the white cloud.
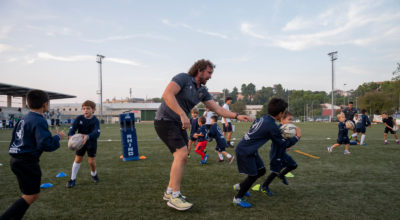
[84,34,170,43]
[241,1,400,51]
[26,25,82,37]
[162,19,228,39]
[0,25,13,39]
[0,44,12,53]
[31,52,141,66]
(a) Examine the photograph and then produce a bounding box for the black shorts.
[154,119,188,154]
[384,127,396,134]
[56,119,60,126]
[236,151,264,176]
[223,122,232,132]
[76,144,97,157]
[337,137,350,145]
[51,119,55,126]
[10,155,41,195]
[356,127,366,133]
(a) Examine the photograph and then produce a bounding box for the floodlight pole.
[97,54,105,123]
[328,51,338,122]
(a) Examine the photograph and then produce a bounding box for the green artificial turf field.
[1,122,400,219]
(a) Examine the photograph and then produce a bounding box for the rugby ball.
[393,125,399,132]
[280,123,297,139]
[68,134,84,151]
[345,120,355,130]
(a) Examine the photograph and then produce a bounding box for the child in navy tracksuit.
[328,113,352,154]
[187,108,199,159]
[260,111,298,196]
[382,112,399,144]
[1,90,65,220]
[66,100,100,188]
[193,116,209,164]
[208,115,234,163]
[355,109,371,146]
[232,98,301,208]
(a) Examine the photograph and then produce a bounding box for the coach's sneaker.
[92,174,100,183]
[260,186,274,196]
[167,195,193,211]
[344,150,351,155]
[66,179,75,188]
[163,192,187,201]
[233,183,250,197]
[233,197,252,208]
[327,146,333,153]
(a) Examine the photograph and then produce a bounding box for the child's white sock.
[166,187,173,194]
[71,162,81,180]
[172,191,181,198]
[91,170,97,176]
[218,153,224,160]
[361,134,366,144]
[226,153,232,159]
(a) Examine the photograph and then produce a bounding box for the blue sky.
[1,0,399,104]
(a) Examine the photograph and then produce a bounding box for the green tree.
[230,87,238,103]
[392,62,400,81]
[358,91,395,114]
[231,101,246,115]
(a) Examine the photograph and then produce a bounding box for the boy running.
[382,112,399,144]
[327,113,352,154]
[66,100,101,188]
[355,109,371,146]
[1,90,65,219]
[209,115,234,163]
[232,98,301,208]
[193,116,209,164]
[259,111,298,196]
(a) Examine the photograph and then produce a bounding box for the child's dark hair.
[82,100,96,109]
[267,98,288,116]
[191,108,199,114]
[361,109,367,114]
[211,115,218,122]
[349,101,354,104]
[27,90,49,109]
[198,116,206,124]
[225,97,232,102]
[282,111,293,119]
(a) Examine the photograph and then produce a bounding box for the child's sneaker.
[92,174,100,183]
[396,141,400,144]
[260,186,274,196]
[228,156,235,164]
[279,175,289,185]
[344,150,351,155]
[233,183,250,197]
[167,195,193,211]
[218,159,224,162]
[200,160,207,164]
[187,154,191,159]
[361,143,367,146]
[232,197,252,208]
[327,146,333,153]
[384,141,388,145]
[66,179,75,188]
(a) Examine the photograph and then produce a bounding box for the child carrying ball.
[258,111,298,196]
[355,109,371,146]
[382,112,399,145]
[193,116,209,164]
[208,115,234,163]
[327,113,352,154]
[66,100,101,188]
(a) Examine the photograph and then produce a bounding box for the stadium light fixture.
[97,54,105,123]
[328,51,338,122]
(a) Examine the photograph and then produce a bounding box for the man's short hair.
[225,97,232,102]
[82,100,96,109]
[199,116,206,124]
[267,98,288,117]
[211,115,218,122]
[348,101,354,104]
[188,59,215,77]
[27,90,49,109]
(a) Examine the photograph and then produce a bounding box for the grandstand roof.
[0,82,76,100]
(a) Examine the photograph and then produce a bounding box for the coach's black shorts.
[154,119,188,153]
[76,143,97,157]
[10,155,41,195]
[384,127,396,134]
[236,151,264,176]
[223,122,232,132]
